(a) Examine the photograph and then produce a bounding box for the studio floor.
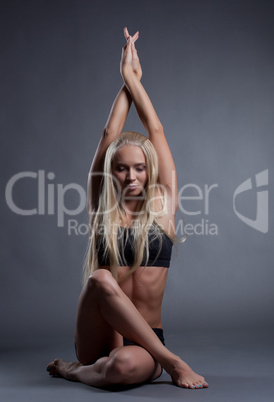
[1,329,273,402]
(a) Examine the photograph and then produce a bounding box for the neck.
[124,198,140,213]
[119,199,141,225]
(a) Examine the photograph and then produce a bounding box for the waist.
[117,264,168,323]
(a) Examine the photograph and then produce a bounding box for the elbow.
[102,126,119,138]
[157,122,164,132]
[102,127,109,138]
[149,123,164,136]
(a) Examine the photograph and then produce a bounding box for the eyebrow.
[115,162,146,167]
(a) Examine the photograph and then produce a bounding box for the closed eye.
[135,163,146,171]
[114,164,146,172]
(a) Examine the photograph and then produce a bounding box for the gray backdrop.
[1,0,273,350]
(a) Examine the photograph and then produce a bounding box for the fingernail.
[46,366,51,372]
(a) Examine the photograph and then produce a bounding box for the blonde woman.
[47,28,208,390]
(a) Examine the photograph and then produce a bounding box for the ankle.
[165,355,192,375]
[161,353,179,372]
[66,363,82,382]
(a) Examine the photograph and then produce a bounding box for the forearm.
[104,84,132,135]
[123,70,162,134]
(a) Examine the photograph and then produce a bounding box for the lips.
[127,185,139,190]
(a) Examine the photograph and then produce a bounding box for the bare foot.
[167,357,208,389]
[46,358,82,381]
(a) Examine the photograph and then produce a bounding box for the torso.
[100,208,175,327]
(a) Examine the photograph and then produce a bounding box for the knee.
[88,269,117,296]
[104,348,136,385]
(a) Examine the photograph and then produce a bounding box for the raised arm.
[120,32,178,212]
[87,31,140,213]
[87,85,131,212]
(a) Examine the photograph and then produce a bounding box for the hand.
[120,27,142,81]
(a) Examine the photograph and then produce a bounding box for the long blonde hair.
[83,131,169,284]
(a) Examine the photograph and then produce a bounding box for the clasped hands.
[120,27,142,81]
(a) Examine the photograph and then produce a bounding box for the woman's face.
[111,145,148,197]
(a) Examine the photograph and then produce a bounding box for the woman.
[47,28,208,390]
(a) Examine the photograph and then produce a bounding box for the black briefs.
[123,327,165,346]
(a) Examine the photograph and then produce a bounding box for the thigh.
[75,278,123,365]
[132,347,163,382]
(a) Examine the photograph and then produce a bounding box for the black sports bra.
[97,224,173,268]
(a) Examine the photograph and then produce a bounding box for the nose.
[127,168,136,182]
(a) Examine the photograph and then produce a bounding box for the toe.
[46,364,54,375]
[179,381,189,388]
[46,360,59,376]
